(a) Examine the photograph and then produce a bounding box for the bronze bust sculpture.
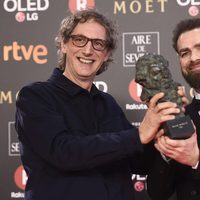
[135,54,194,139]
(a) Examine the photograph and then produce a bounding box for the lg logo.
[3,0,49,22]
[176,0,200,16]
[177,0,200,6]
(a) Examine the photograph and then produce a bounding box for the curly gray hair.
[55,9,118,75]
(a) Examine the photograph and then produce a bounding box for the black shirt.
[15,68,143,200]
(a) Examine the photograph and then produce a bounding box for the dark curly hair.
[55,9,118,75]
[172,18,200,53]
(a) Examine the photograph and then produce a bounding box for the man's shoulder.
[99,91,116,102]
[17,81,53,102]
[20,81,50,93]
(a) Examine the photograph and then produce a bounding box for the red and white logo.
[128,79,142,102]
[68,0,95,14]
[188,5,199,16]
[15,11,26,22]
[14,165,27,190]
[134,181,145,192]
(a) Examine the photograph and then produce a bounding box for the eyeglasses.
[69,35,108,51]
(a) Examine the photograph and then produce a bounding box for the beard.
[182,69,200,89]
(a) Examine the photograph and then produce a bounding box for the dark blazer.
[147,98,200,200]
[15,68,144,200]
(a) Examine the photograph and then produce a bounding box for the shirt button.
[191,190,197,196]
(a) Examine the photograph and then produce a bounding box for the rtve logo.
[68,0,95,14]
[3,41,48,64]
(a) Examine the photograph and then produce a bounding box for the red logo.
[15,12,25,22]
[68,0,95,14]
[134,181,145,192]
[188,6,199,16]
[14,165,27,190]
[128,79,142,103]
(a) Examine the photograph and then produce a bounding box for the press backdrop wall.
[1,0,199,199]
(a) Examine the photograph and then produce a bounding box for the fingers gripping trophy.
[135,53,194,139]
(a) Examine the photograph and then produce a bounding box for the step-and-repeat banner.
[1,0,198,199]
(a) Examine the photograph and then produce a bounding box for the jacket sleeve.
[147,152,176,200]
[15,85,143,172]
[129,141,156,175]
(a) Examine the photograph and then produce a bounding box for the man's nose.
[83,41,94,54]
[191,49,200,62]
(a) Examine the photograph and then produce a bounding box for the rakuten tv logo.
[177,0,200,16]
[14,165,27,190]
[129,79,142,102]
[68,0,95,14]
[3,0,49,22]
[3,41,48,64]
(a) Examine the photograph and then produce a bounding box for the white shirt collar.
[194,90,200,100]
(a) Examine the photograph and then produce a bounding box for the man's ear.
[104,51,111,62]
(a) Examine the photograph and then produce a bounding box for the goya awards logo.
[3,0,49,22]
[123,32,160,67]
[177,0,200,16]
[68,0,95,14]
